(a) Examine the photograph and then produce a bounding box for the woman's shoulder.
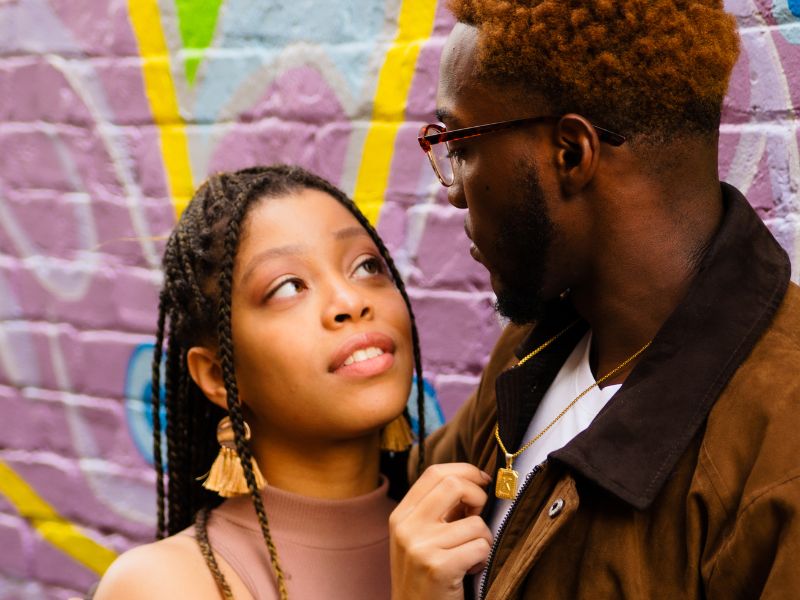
[92,532,224,600]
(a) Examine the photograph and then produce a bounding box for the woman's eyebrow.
[334,226,369,241]
[240,244,306,284]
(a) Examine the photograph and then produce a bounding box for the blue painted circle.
[406,376,445,436]
[124,343,166,466]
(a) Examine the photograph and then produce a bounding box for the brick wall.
[0,0,797,596]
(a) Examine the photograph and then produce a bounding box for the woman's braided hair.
[151,165,426,598]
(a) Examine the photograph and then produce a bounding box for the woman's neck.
[249,432,383,499]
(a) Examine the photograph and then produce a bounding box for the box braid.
[150,164,426,599]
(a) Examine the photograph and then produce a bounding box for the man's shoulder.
[699,282,800,510]
[735,281,800,385]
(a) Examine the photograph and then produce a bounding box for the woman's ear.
[186,347,227,410]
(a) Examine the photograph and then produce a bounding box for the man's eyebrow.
[435,107,455,124]
[241,244,305,284]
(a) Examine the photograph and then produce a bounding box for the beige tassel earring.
[380,414,414,452]
[201,416,266,497]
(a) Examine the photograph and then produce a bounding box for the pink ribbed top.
[197,478,396,599]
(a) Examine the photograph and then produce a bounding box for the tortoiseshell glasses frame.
[417,116,627,187]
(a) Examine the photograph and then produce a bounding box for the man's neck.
[573,168,724,385]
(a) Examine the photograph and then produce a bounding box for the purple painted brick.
[93,58,153,125]
[3,58,94,125]
[721,42,752,124]
[0,125,122,198]
[0,580,51,600]
[0,260,111,326]
[0,127,73,192]
[385,122,432,200]
[31,529,98,590]
[8,386,144,468]
[208,119,318,175]
[0,61,11,122]
[433,374,481,421]
[111,267,161,334]
[406,204,495,291]
[406,37,445,120]
[90,196,172,268]
[116,126,172,200]
[0,386,73,457]
[0,189,85,258]
[409,289,501,374]
[44,585,88,600]
[48,0,140,57]
[0,513,31,580]
[0,258,46,321]
[433,1,457,36]
[241,66,347,124]
[3,454,154,539]
[66,330,151,398]
[309,120,352,187]
[773,29,800,111]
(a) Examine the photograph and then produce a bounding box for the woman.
[93,165,426,599]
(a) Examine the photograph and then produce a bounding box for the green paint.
[175,0,225,84]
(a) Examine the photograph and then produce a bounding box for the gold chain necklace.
[494,324,651,499]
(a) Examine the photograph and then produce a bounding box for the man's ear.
[554,113,601,195]
[186,346,227,410]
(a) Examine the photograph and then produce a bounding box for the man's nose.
[447,178,467,209]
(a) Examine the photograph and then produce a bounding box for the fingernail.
[481,470,492,482]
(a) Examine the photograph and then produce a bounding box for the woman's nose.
[323,280,373,327]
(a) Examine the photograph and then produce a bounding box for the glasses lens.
[429,139,454,186]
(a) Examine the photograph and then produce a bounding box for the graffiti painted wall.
[0,0,797,597]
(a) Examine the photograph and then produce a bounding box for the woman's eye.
[267,278,305,301]
[352,256,384,279]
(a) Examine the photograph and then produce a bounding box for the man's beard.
[492,164,554,325]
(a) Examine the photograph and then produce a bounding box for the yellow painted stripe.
[127,0,194,218]
[352,0,439,224]
[0,460,117,575]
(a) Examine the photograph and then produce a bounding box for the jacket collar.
[495,183,791,510]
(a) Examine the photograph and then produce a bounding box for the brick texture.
[0,0,798,595]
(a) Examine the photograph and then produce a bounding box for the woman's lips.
[329,332,396,377]
[334,352,395,377]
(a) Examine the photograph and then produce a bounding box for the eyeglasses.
[417,116,626,187]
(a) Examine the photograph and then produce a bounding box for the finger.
[392,464,490,526]
[401,463,491,508]
[437,537,493,577]
[431,515,493,550]
[410,475,489,522]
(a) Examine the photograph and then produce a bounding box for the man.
[389,1,800,599]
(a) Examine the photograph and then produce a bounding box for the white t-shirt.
[475,332,620,597]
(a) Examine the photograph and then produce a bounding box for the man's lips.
[328,332,396,373]
[464,219,486,265]
[469,242,486,266]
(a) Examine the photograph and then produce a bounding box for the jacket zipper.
[478,463,544,600]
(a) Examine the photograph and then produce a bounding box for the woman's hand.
[389,463,493,600]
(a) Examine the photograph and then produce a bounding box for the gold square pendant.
[495,467,519,500]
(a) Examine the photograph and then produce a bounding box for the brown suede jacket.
[414,184,800,599]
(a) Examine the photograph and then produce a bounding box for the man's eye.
[353,256,384,279]
[267,278,305,300]
[447,147,465,162]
